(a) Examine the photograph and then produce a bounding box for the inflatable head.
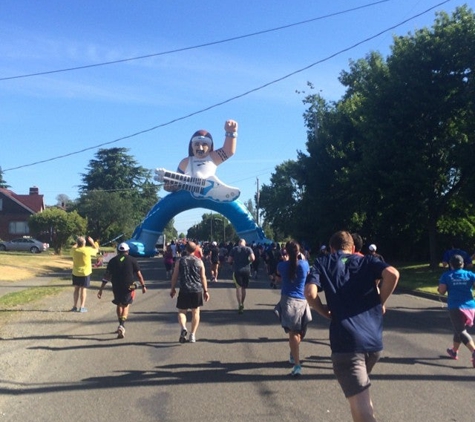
[188,129,214,157]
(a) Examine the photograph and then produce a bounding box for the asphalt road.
[0,258,474,422]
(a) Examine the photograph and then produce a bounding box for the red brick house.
[0,186,46,240]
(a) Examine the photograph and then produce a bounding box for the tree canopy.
[0,167,10,189]
[29,208,87,254]
[75,147,160,242]
[260,6,475,265]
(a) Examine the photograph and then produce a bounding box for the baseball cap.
[369,244,377,252]
[118,242,130,252]
[450,254,464,268]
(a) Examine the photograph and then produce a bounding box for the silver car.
[0,237,50,253]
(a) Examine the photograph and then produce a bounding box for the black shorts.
[233,268,251,288]
[72,275,91,288]
[112,290,135,306]
[176,291,203,310]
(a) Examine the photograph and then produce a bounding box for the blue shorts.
[72,275,91,288]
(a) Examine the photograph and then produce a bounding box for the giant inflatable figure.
[127,119,270,256]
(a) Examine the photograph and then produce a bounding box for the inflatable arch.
[127,190,270,257]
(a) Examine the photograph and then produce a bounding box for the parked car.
[0,237,50,253]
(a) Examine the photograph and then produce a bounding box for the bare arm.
[200,264,210,302]
[305,283,331,320]
[438,283,447,295]
[170,260,180,298]
[136,270,147,293]
[379,266,400,307]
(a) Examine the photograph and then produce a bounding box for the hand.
[142,286,147,294]
[204,291,210,302]
[224,119,238,132]
[97,290,102,299]
[170,288,176,298]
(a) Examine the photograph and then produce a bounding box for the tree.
[187,213,236,243]
[262,6,475,264]
[77,148,161,240]
[259,160,307,241]
[0,167,10,189]
[56,194,71,209]
[342,6,475,265]
[75,190,135,243]
[163,218,178,242]
[29,208,87,254]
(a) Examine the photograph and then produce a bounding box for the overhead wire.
[3,0,451,173]
[0,0,390,81]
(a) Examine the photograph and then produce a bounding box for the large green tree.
[259,160,305,242]
[76,148,161,241]
[261,6,475,264]
[29,208,87,254]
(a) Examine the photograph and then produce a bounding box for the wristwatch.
[225,132,238,138]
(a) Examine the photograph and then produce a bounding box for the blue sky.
[1,0,472,235]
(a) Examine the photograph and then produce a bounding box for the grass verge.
[396,263,445,295]
[0,286,65,309]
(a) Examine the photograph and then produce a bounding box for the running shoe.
[189,333,196,343]
[289,354,295,365]
[238,304,244,314]
[446,347,458,360]
[117,325,125,339]
[179,328,188,343]
[290,365,302,377]
[79,307,88,313]
[70,306,78,312]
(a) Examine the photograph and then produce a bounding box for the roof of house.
[0,187,45,213]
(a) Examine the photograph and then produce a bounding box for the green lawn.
[396,263,446,295]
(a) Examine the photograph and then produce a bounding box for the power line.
[0,1,389,81]
[3,0,450,173]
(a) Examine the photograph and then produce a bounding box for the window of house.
[9,221,29,235]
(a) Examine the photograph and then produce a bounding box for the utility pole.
[256,177,260,226]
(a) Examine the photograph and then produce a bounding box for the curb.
[397,286,447,303]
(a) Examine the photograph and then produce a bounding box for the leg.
[332,352,379,422]
[117,304,129,326]
[79,287,87,308]
[289,331,302,365]
[115,304,129,338]
[178,309,187,329]
[73,286,80,308]
[235,287,243,306]
[190,307,201,335]
[178,309,188,343]
[241,287,247,305]
[347,389,376,422]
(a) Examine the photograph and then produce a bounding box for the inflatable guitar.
[154,168,241,202]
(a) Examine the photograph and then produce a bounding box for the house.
[0,186,46,240]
